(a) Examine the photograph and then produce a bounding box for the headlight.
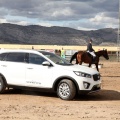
[74,71,92,78]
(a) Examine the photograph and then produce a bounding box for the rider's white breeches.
[88,51,96,57]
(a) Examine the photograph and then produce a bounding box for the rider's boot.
[92,57,96,63]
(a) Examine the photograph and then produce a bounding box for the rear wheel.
[57,79,76,100]
[0,76,6,93]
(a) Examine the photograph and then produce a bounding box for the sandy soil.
[0,61,120,120]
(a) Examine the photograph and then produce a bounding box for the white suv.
[0,49,101,100]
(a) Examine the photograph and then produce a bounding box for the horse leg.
[88,63,92,67]
[95,63,99,71]
[77,58,81,65]
[79,61,82,65]
[76,59,78,64]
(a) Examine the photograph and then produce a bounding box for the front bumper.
[78,84,101,95]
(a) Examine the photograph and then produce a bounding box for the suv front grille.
[93,74,100,81]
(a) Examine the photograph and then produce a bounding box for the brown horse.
[70,49,109,71]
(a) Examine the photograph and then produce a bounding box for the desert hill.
[0,23,117,46]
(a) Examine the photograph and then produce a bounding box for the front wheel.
[0,76,6,93]
[57,79,76,100]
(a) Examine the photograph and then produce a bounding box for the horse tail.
[70,52,78,63]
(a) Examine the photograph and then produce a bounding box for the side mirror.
[42,61,51,66]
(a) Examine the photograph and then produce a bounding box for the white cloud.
[90,13,104,23]
[89,12,118,28]
[0,0,118,30]
[52,8,73,17]
[0,18,8,23]
[90,13,117,23]
[38,22,53,27]
[14,21,29,26]
[77,26,95,31]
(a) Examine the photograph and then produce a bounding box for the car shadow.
[75,89,120,101]
[4,89,120,101]
[4,88,57,98]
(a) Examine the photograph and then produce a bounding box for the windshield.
[39,51,72,66]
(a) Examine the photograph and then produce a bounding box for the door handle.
[27,68,33,69]
[1,65,7,67]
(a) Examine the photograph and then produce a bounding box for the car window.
[4,52,26,62]
[40,51,72,66]
[29,53,46,65]
[0,53,8,61]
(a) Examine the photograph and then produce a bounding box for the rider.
[61,47,65,59]
[86,39,96,63]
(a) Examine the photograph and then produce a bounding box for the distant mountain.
[0,23,118,46]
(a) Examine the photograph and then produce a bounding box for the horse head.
[102,49,109,60]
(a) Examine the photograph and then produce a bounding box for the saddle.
[85,52,96,63]
[86,52,92,57]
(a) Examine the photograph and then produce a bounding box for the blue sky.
[0,0,119,30]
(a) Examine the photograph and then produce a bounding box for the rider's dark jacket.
[87,43,94,52]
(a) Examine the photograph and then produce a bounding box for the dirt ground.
[0,61,120,120]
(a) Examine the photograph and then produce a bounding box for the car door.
[1,52,27,85]
[25,53,54,88]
